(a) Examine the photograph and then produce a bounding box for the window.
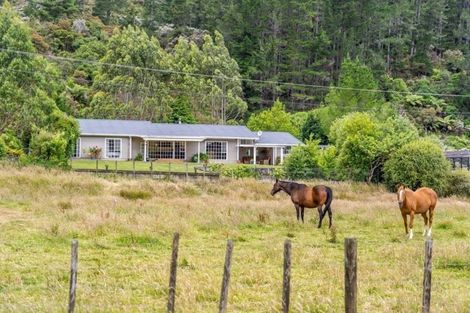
[106,139,121,159]
[174,142,185,159]
[206,141,227,160]
[72,138,81,158]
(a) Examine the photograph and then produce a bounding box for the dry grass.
[0,166,469,312]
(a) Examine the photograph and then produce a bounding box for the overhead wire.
[1,47,470,98]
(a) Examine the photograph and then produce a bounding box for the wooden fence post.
[422,239,433,313]
[344,238,357,313]
[115,160,117,174]
[133,160,136,178]
[167,233,180,313]
[185,162,189,182]
[219,240,234,313]
[95,159,98,174]
[282,240,292,313]
[68,240,78,313]
[168,162,171,179]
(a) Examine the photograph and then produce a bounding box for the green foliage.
[330,112,419,182]
[191,153,209,163]
[167,96,195,124]
[445,170,470,198]
[0,131,23,157]
[25,0,78,21]
[247,100,297,136]
[134,153,143,161]
[221,165,258,179]
[29,129,69,167]
[301,112,328,144]
[444,135,470,150]
[384,138,451,195]
[0,137,5,158]
[321,58,384,132]
[283,140,322,180]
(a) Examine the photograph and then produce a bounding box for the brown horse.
[397,185,438,239]
[271,179,333,228]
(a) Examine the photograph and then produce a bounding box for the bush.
[445,170,470,198]
[384,138,451,195]
[29,129,69,167]
[283,140,322,180]
[191,153,209,163]
[134,153,143,161]
[0,131,24,157]
[221,165,259,179]
[0,138,5,159]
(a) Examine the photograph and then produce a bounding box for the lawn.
[0,166,469,312]
[70,159,276,173]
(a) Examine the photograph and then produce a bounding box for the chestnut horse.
[397,185,437,239]
[271,179,333,228]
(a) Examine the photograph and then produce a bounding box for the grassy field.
[70,159,275,173]
[0,166,469,312]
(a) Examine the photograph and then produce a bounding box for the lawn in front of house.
[70,159,278,173]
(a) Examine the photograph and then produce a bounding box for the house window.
[206,141,227,160]
[106,139,121,159]
[174,142,185,159]
[72,138,81,158]
[284,146,292,155]
[141,141,186,160]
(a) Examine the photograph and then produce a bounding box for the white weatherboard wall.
[80,136,130,160]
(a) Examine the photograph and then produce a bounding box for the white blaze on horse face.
[398,189,405,203]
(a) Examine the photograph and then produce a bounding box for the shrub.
[221,165,259,179]
[29,129,69,167]
[0,138,5,159]
[283,139,322,179]
[191,153,209,163]
[445,170,470,198]
[134,153,143,161]
[0,131,24,157]
[384,138,451,195]
[89,146,102,159]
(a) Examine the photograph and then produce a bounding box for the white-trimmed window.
[72,138,81,158]
[206,141,227,160]
[140,141,186,160]
[105,138,122,159]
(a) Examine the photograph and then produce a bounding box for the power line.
[1,48,470,98]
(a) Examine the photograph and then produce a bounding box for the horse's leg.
[300,206,305,223]
[295,205,300,222]
[327,207,333,228]
[401,212,408,236]
[317,206,324,228]
[422,213,429,236]
[408,211,415,239]
[428,206,435,237]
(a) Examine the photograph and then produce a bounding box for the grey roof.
[255,131,302,146]
[78,119,258,139]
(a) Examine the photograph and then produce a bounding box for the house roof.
[78,119,258,140]
[78,119,303,145]
[254,131,302,146]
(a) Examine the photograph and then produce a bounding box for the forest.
[0,0,469,169]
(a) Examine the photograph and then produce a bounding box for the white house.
[73,119,302,165]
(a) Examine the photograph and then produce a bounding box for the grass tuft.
[119,189,152,200]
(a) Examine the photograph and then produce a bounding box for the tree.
[167,96,195,124]
[384,138,451,195]
[247,100,297,136]
[301,112,328,144]
[320,58,384,132]
[88,26,173,121]
[0,2,78,162]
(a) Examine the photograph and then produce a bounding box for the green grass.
[0,166,469,312]
[70,159,276,174]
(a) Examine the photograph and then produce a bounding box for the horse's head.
[271,179,283,196]
[397,184,406,209]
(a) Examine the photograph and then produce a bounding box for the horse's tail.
[324,186,333,211]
